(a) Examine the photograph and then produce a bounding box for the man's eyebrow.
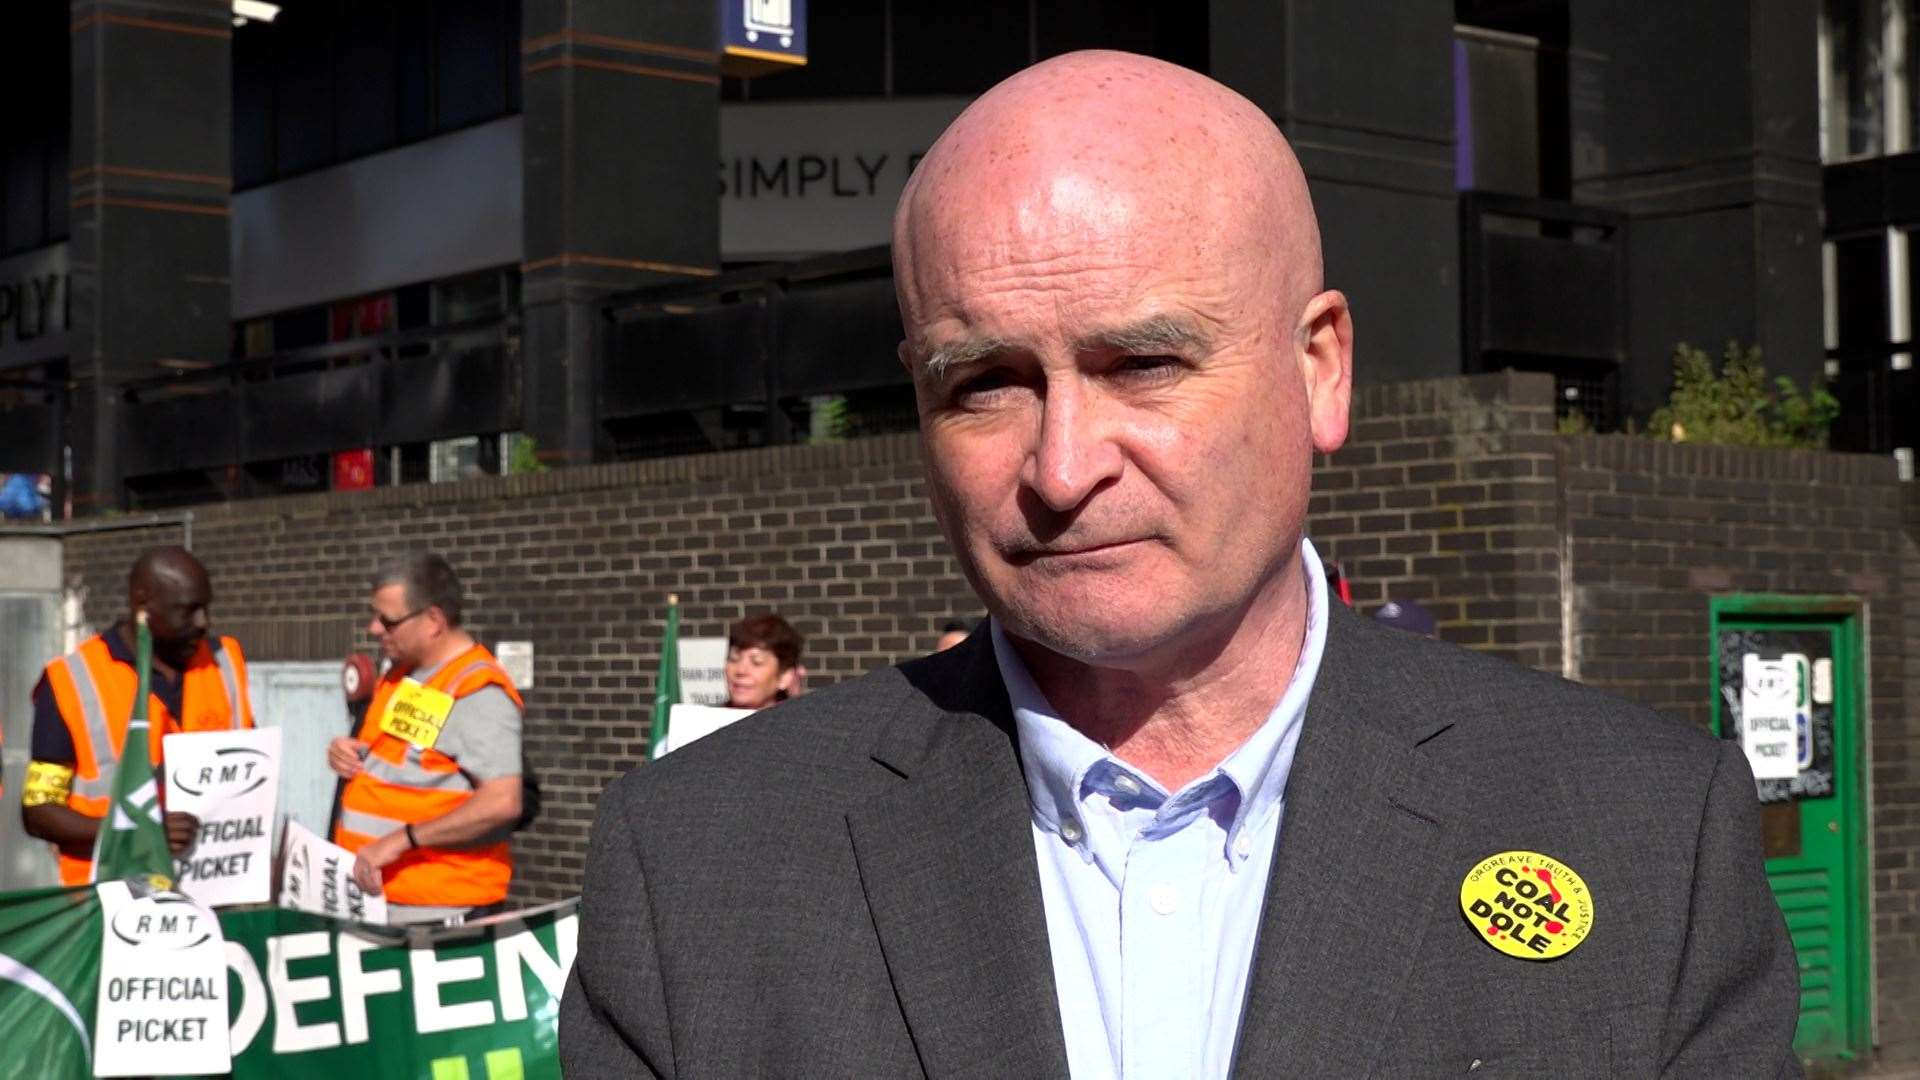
[922,337,1012,381]
[918,315,1209,380]
[1081,315,1211,356]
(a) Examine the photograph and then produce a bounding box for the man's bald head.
[131,546,206,595]
[894,50,1323,356]
[888,49,1353,669]
[129,546,212,666]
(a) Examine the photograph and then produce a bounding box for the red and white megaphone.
[341,653,377,704]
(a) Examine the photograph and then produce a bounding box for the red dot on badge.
[1545,920,1564,933]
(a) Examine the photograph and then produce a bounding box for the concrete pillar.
[1209,0,1461,385]
[68,0,232,513]
[1570,0,1823,418]
[520,0,721,467]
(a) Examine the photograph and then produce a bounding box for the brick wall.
[60,372,1569,903]
[1312,370,1562,670]
[1560,435,1915,1066]
[1895,484,1920,1064]
[62,436,980,900]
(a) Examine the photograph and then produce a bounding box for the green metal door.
[1709,598,1868,1063]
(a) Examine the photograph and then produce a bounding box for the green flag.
[648,596,681,760]
[91,616,174,885]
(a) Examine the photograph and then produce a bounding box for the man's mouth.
[1005,539,1146,565]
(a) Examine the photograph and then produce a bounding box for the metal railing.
[1824,343,1918,459]
[597,246,914,460]
[1460,191,1630,430]
[116,314,520,495]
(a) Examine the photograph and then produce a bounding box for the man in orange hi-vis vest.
[21,546,253,885]
[330,553,524,925]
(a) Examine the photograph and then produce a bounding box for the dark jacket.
[561,603,1801,1078]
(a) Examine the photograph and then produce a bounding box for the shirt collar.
[104,622,209,684]
[995,538,1331,858]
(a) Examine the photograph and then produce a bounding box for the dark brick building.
[6,1,1910,515]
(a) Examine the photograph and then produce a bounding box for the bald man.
[22,546,253,885]
[563,53,1798,1076]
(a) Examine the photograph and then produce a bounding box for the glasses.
[373,607,429,632]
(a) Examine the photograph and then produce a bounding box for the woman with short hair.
[725,614,804,710]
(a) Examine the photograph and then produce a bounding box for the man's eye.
[1113,354,1181,377]
[950,369,1017,401]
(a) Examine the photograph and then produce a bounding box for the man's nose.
[1021,381,1124,513]
[367,616,386,638]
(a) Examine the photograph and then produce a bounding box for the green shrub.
[507,433,548,475]
[1648,342,1839,449]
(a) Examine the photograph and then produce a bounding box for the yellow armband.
[22,761,74,808]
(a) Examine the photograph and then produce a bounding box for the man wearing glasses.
[328,552,525,924]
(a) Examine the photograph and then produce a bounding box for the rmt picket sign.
[92,879,232,1076]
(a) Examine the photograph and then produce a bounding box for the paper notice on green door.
[1740,653,1806,781]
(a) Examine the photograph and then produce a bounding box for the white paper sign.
[92,879,232,1076]
[278,820,388,925]
[163,729,280,907]
[678,637,731,705]
[496,640,535,689]
[659,704,754,757]
[1741,653,1807,781]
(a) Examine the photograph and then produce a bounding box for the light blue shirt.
[992,539,1330,1079]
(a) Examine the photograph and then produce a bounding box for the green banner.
[221,903,572,1079]
[0,885,573,1079]
[0,885,102,1079]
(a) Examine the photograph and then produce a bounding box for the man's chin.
[998,607,1190,668]
[156,653,194,672]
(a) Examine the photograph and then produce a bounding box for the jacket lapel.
[1231,606,1479,1078]
[846,636,1071,1080]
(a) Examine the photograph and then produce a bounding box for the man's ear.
[1296,289,1353,455]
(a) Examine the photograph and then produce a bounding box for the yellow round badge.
[1459,850,1594,961]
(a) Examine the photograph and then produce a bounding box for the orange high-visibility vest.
[39,632,253,886]
[334,643,522,907]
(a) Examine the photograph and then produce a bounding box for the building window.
[1821,0,1916,162]
[0,5,69,255]
[1452,3,1574,201]
[233,0,523,190]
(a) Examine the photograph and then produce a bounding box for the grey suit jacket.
[560,605,1802,1078]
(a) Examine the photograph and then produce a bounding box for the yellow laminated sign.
[22,760,75,807]
[378,678,456,751]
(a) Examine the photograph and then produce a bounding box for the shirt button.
[1113,774,1140,796]
[1149,883,1180,915]
[1234,831,1253,858]
[1059,818,1083,843]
